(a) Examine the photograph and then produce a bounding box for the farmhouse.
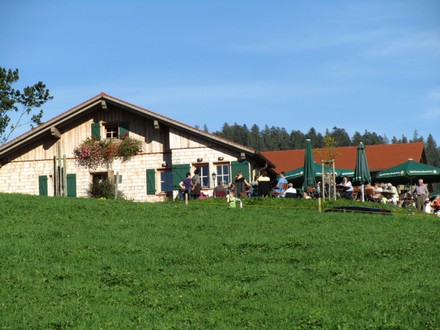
[0,93,274,202]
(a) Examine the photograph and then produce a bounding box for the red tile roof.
[261,142,426,174]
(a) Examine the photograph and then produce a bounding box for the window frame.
[104,122,119,139]
[215,163,230,186]
[195,163,209,188]
[158,169,173,193]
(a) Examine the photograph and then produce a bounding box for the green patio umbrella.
[285,163,330,182]
[302,139,316,191]
[353,142,371,201]
[285,164,353,183]
[375,159,440,185]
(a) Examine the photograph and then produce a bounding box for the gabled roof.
[0,93,275,168]
[261,142,426,174]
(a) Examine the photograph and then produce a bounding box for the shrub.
[87,178,125,199]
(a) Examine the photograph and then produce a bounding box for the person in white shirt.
[282,183,297,198]
[340,176,354,199]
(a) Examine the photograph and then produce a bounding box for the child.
[227,191,237,208]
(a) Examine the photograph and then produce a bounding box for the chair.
[258,181,272,197]
[272,183,288,197]
[285,192,297,198]
[214,191,226,198]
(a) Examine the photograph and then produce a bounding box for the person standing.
[191,169,201,199]
[179,172,192,201]
[227,191,237,208]
[414,178,429,211]
[234,172,252,198]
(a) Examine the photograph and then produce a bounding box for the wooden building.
[0,93,274,202]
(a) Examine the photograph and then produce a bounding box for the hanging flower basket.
[117,135,142,162]
[74,136,142,169]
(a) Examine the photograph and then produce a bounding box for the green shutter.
[67,174,77,197]
[146,169,156,195]
[119,121,129,138]
[231,160,250,182]
[39,176,48,196]
[91,122,101,139]
[172,164,190,190]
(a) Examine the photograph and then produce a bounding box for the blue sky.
[1,0,439,144]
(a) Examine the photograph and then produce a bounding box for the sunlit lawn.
[0,194,439,329]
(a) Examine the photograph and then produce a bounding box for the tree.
[250,124,261,150]
[329,127,351,147]
[0,67,53,144]
[425,134,440,167]
[321,134,338,161]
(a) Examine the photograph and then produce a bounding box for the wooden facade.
[0,93,274,202]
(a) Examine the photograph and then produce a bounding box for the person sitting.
[213,181,227,198]
[430,195,440,215]
[272,171,288,197]
[257,170,271,197]
[384,183,399,205]
[302,192,312,199]
[339,176,354,199]
[282,183,297,198]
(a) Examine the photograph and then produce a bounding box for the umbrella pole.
[361,184,364,202]
[321,162,325,201]
[332,162,336,201]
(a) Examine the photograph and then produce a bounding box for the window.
[216,163,230,186]
[195,164,209,187]
[92,172,109,183]
[104,121,129,139]
[160,170,173,192]
[105,123,118,139]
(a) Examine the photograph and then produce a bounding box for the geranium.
[117,135,142,162]
[100,139,118,167]
[73,137,103,169]
[74,135,142,169]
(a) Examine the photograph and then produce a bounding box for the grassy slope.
[0,194,439,329]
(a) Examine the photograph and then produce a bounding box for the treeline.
[209,123,440,167]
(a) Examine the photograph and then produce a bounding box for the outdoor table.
[336,185,349,191]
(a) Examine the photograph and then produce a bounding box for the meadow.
[0,193,439,329]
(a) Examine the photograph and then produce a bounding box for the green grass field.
[1,194,439,329]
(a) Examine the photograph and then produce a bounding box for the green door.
[39,176,48,196]
[172,164,190,190]
[67,174,77,197]
[231,161,250,182]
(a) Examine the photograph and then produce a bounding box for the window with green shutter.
[146,169,156,195]
[91,122,101,139]
[119,121,129,138]
[172,164,190,190]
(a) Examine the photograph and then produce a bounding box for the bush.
[87,178,125,199]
